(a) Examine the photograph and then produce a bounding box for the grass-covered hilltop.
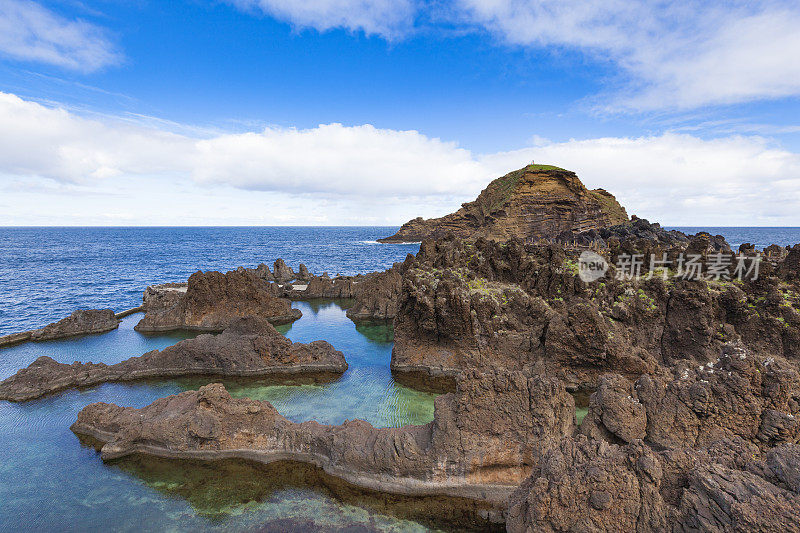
[379,164,629,243]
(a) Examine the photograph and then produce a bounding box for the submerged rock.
[71,369,576,513]
[379,165,628,243]
[135,270,300,333]
[0,317,345,402]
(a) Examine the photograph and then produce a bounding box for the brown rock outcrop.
[390,235,800,392]
[0,317,345,402]
[142,283,187,313]
[379,165,628,243]
[287,258,413,322]
[507,436,667,532]
[272,259,295,283]
[71,369,575,516]
[135,270,300,333]
[344,260,410,322]
[32,309,120,340]
[0,309,122,347]
[507,435,800,532]
[580,344,800,450]
[297,263,311,281]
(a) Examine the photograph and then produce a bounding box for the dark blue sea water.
[0,227,418,335]
[668,227,800,250]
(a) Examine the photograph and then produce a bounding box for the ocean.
[0,227,419,336]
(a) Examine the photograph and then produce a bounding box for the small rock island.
[379,164,629,243]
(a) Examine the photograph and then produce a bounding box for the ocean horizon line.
[2,225,800,229]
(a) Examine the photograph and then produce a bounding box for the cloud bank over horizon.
[1,92,799,227]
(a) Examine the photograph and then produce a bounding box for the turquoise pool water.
[0,301,444,532]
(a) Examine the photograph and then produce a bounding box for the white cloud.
[2,91,800,225]
[194,124,484,195]
[0,91,488,197]
[455,0,800,111]
[0,0,120,71]
[224,0,416,38]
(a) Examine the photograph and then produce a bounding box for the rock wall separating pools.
[0,309,121,348]
[0,317,346,402]
[284,258,413,323]
[71,369,577,522]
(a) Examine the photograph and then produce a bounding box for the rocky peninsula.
[379,164,629,243]
[0,317,346,402]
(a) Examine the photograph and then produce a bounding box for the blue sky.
[1,0,799,225]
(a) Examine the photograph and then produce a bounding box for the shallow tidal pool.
[0,300,454,532]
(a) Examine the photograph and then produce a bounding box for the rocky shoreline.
[3,164,800,530]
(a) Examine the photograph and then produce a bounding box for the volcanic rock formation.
[71,369,576,517]
[579,343,800,449]
[379,165,628,243]
[506,435,800,532]
[285,257,413,322]
[0,309,122,347]
[390,235,800,392]
[142,283,187,313]
[135,270,300,333]
[31,309,122,340]
[0,317,345,402]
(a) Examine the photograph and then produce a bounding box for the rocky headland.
[135,269,301,333]
[379,164,629,244]
[0,317,346,402]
